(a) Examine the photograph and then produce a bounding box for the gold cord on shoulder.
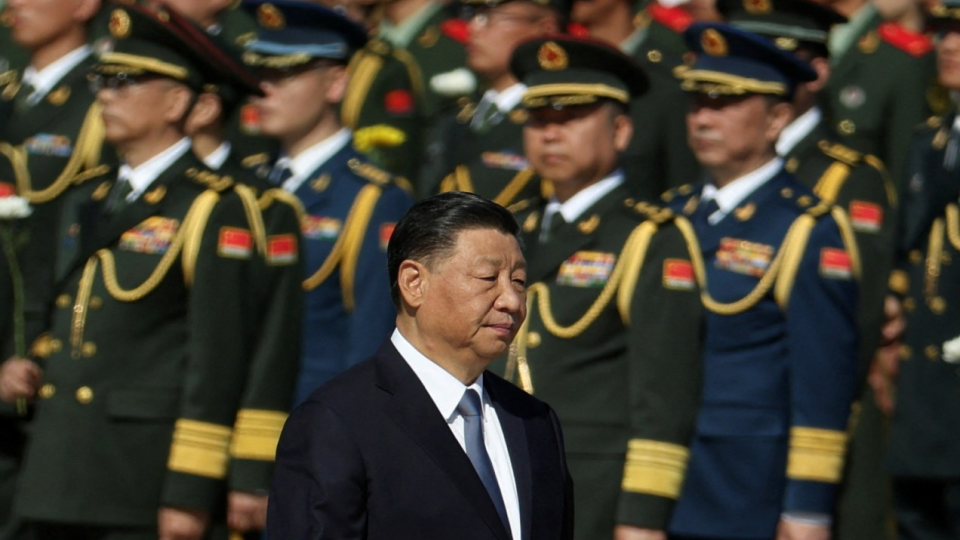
[812,161,850,204]
[616,222,659,324]
[342,51,384,129]
[926,217,945,301]
[234,184,267,256]
[339,184,382,312]
[493,169,535,208]
[773,215,815,310]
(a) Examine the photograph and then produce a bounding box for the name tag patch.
[481,151,528,171]
[379,223,396,252]
[218,227,253,259]
[267,234,297,265]
[663,259,695,290]
[301,216,341,241]
[820,248,852,280]
[119,217,179,255]
[715,237,773,277]
[849,201,883,233]
[557,251,615,288]
[24,134,73,157]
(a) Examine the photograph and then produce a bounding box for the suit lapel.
[486,378,532,540]
[376,346,512,540]
[13,58,94,136]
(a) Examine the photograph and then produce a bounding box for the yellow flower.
[353,125,407,154]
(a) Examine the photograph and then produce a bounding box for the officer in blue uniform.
[664,23,861,540]
[239,0,414,405]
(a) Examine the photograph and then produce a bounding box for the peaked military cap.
[927,0,960,33]
[677,22,817,99]
[717,0,847,54]
[93,1,261,96]
[510,35,648,109]
[240,0,368,69]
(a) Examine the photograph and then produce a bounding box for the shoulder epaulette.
[804,200,832,218]
[394,175,415,194]
[862,154,886,172]
[507,197,536,214]
[660,183,694,203]
[185,167,234,192]
[632,199,674,224]
[818,140,862,166]
[647,2,693,33]
[0,70,18,87]
[878,21,933,57]
[366,38,392,56]
[240,152,270,169]
[347,158,393,186]
[456,99,478,123]
[923,115,944,130]
[72,164,112,185]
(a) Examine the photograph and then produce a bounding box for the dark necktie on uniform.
[458,389,511,536]
[693,198,720,229]
[105,177,134,214]
[269,162,293,186]
[540,211,566,243]
[471,101,501,134]
[13,82,36,114]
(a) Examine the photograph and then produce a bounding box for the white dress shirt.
[21,45,92,105]
[280,128,352,194]
[202,142,232,171]
[777,107,822,156]
[391,329,522,540]
[471,83,526,131]
[700,157,783,225]
[117,138,193,202]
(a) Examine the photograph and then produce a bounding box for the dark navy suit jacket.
[268,340,575,540]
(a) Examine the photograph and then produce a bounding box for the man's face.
[416,228,527,369]
[686,93,786,183]
[5,0,90,49]
[937,30,960,91]
[466,2,550,81]
[524,102,631,195]
[252,62,346,149]
[96,74,185,148]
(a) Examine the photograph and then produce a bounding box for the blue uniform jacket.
[290,142,413,404]
[664,170,860,539]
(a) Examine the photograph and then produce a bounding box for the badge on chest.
[301,215,342,240]
[119,217,179,255]
[557,251,615,288]
[715,237,774,277]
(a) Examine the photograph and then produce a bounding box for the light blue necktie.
[458,389,511,536]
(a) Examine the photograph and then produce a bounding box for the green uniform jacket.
[784,120,896,377]
[342,38,424,182]
[217,154,304,495]
[822,15,940,184]
[428,101,542,206]
[402,4,468,119]
[626,35,700,199]
[504,183,703,536]
[15,154,259,527]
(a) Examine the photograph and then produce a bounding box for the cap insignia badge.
[258,4,285,30]
[538,41,568,71]
[109,9,132,39]
[702,29,728,56]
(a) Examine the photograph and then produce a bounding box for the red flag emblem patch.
[849,201,883,233]
[379,223,396,252]
[384,89,414,116]
[820,248,852,280]
[267,234,297,265]
[663,259,695,290]
[218,227,253,259]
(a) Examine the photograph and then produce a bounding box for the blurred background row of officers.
[0,0,957,538]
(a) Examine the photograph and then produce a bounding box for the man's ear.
[397,260,426,309]
[183,92,223,136]
[325,65,350,104]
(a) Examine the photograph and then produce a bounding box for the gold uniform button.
[55,294,71,308]
[903,298,916,312]
[797,195,812,207]
[38,384,55,399]
[838,120,856,135]
[925,345,940,360]
[81,342,97,357]
[624,198,635,207]
[647,49,663,63]
[781,188,793,198]
[89,296,103,310]
[76,386,94,404]
[49,338,62,353]
[929,296,947,314]
[909,250,923,264]
[527,331,541,348]
[899,345,912,360]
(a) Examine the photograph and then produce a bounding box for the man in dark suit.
[268,191,574,540]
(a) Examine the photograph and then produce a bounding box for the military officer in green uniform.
[375,0,469,119]
[502,35,703,540]
[818,0,941,183]
[571,0,702,198]
[420,0,567,205]
[0,3,272,538]
[0,0,105,538]
[718,2,900,538]
[886,2,960,537]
